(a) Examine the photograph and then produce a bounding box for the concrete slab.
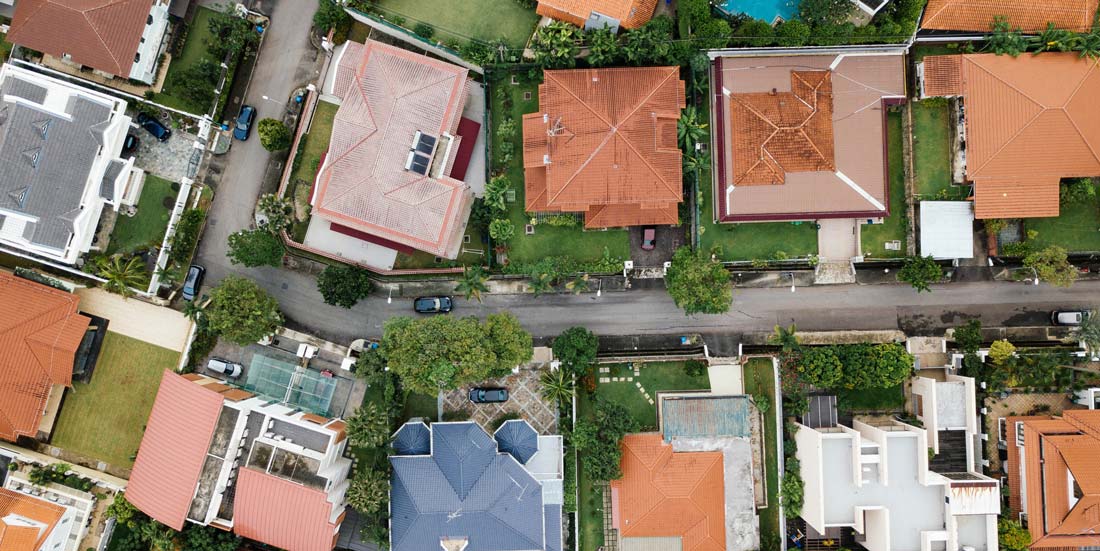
[460,82,487,197]
[708,364,744,395]
[818,217,858,261]
[74,288,191,352]
[302,216,399,270]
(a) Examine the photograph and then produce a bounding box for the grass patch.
[0,34,12,61]
[837,383,905,412]
[348,22,371,43]
[107,176,176,255]
[403,391,438,421]
[394,224,488,269]
[292,100,339,184]
[861,110,908,259]
[51,333,179,467]
[152,7,225,113]
[577,460,604,551]
[1027,195,1100,253]
[372,0,539,47]
[911,101,955,199]
[743,358,780,549]
[491,74,629,268]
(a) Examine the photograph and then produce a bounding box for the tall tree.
[316,264,374,308]
[258,118,291,151]
[485,312,534,374]
[347,468,390,516]
[1025,245,1078,287]
[346,403,391,447]
[665,246,732,315]
[227,229,285,267]
[205,276,283,345]
[539,368,575,404]
[455,265,490,302]
[257,193,294,233]
[1074,311,1100,358]
[552,326,599,377]
[898,255,943,293]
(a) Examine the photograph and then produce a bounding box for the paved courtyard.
[983,392,1076,473]
[131,124,201,182]
[442,366,559,435]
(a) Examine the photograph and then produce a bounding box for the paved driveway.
[74,288,192,352]
[629,224,684,267]
[441,366,559,435]
[130,123,200,182]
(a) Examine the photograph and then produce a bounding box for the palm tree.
[345,403,389,447]
[154,265,181,287]
[529,272,554,297]
[182,300,205,322]
[769,324,800,355]
[565,273,590,294]
[677,106,708,150]
[94,255,147,298]
[539,368,575,404]
[683,150,711,173]
[1075,311,1100,358]
[1031,23,1078,52]
[347,468,390,516]
[455,265,490,303]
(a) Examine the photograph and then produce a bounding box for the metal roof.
[660,395,753,441]
[393,421,431,456]
[495,419,539,464]
[919,201,974,259]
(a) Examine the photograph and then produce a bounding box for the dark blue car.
[233,105,256,141]
[136,112,171,142]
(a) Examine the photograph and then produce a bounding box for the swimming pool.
[718,0,800,25]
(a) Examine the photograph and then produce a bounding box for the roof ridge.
[964,58,1047,177]
[1060,61,1100,166]
[80,1,131,76]
[921,0,954,26]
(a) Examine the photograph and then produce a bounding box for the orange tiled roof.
[536,0,657,29]
[0,487,66,551]
[729,70,836,186]
[0,272,89,442]
[610,433,725,551]
[234,467,339,551]
[8,0,154,78]
[522,67,685,229]
[973,179,1060,219]
[1008,410,1100,548]
[921,0,1099,33]
[923,53,1100,219]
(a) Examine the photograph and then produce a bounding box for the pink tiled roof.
[314,40,473,257]
[127,370,223,530]
[234,467,339,551]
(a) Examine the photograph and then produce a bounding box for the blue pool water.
[719,0,800,24]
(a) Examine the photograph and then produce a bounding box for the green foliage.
[346,403,391,447]
[257,118,291,151]
[552,326,599,377]
[573,398,640,481]
[316,264,374,308]
[348,468,391,516]
[455,265,490,302]
[780,468,805,519]
[496,117,517,141]
[380,313,533,394]
[999,519,1032,551]
[798,347,844,388]
[106,494,142,529]
[483,175,511,213]
[1075,312,1100,358]
[565,273,590,294]
[775,20,811,46]
[799,0,855,27]
[413,22,435,39]
[694,17,732,49]
[678,106,707,150]
[169,209,205,265]
[205,276,283,345]
[182,524,241,551]
[586,27,620,66]
[989,339,1016,364]
[1025,245,1078,287]
[1034,22,1078,52]
[954,319,983,355]
[205,10,258,59]
[531,22,580,69]
[313,0,350,32]
[732,19,775,47]
[992,350,1077,391]
[257,193,294,233]
[227,229,285,267]
[540,368,575,404]
[898,255,943,293]
[986,16,1028,56]
[834,343,914,390]
[489,218,516,242]
[622,16,676,65]
[168,58,220,107]
[1061,177,1096,205]
[503,247,625,276]
[94,255,147,297]
[665,246,732,315]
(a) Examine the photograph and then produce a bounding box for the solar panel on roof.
[416,133,437,154]
[409,153,430,175]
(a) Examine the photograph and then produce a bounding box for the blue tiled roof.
[543,505,562,551]
[495,419,539,464]
[390,421,555,551]
[393,422,431,456]
[661,394,754,441]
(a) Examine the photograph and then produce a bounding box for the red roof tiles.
[0,487,66,551]
[8,0,154,78]
[923,53,1100,219]
[610,433,725,551]
[126,370,223,530]
[0,272,88,442]
[921,0,1100,33]
[234,468,339,551]
[522,67,685,228]
[536,0,658,29]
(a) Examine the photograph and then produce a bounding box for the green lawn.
[743,358,781,550]
[51,333,179,467]
[394,224,488,269]
[861,110,908,259]
[403,391,438,421]
[107,176,176,255]
[698,185,818,261]
[492,74,630,269]
[292,100,339,184]
[837,383,905,412]
[576,361,711,551]
[911,101,956,199]
[1027,195,1100,253]
[153,7,223,113]
[371,0,540,47]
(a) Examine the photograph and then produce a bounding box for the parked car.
[233,105,256,141]
[136,112,171,142]
[414,296,453,314]
[122,134,139,155]
[207,357,243,378]
[469,387,508,404]
[641,226,657,251]
[1052,310,1089,326]
[181,264,205,302]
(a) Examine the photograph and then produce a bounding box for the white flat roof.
[920,201,974,259]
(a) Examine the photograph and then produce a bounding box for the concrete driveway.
[74,288,192,352]
[130,123,199,182]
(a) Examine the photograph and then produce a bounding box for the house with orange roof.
[0,271,91,443]
[708,47,906,224]
[522,66,685,229]
[126,371,352,551]
[308,39,479,270]
[919,0,1099,34]
[0,486,68,551]
[3,469,100,551]
[919,52,1100,219]
[535,0,657,31]
[1004,409,1100,549]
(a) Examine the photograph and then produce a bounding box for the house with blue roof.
[389,420,564,551]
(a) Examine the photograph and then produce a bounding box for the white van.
[207,357,243,378]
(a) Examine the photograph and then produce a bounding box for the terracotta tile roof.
[972,179,1060,219]
[0,487,66,551]
[127,370,224,530]
[8,0,154,78]
[609,433,725,551]
[920,0,1100,33]
[536,0,657,29]
[234,467,339,551]
[522,67,684,229]
[315,40,474,258]
[921,56,962,97]
[923,53,1100,219]
[0,272,88,442]
[1011,410,1100,548]
[729,70,835,186]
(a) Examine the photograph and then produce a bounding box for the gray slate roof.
[393,421,431,456]
[390,421,561,551]
[0,76,114,250]
[495,419,539,464]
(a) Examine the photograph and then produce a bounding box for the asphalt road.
[191,1,1100,346]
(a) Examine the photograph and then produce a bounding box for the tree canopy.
[1025,245,1078,287]
[665,247,732,315]
[316,264,374,308]
[258,118,291,151]
[573,398,640,481]
[227,229,285,267]
[797,343,914,390]
[552,326,599,377]
[898,255,943,293]
[205,276,283,345]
